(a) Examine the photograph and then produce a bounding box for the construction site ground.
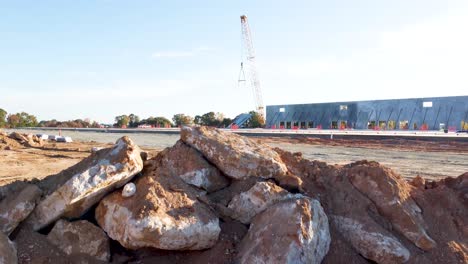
[1,129,467,186]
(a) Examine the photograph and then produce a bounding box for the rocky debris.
[159,140,229,192]
[237,197,331,264]
[0,232,17,264]
[227,181,300,224]
[276,148,468,264]
[0,133,23,149]
[0,126,467,263]
[8,132,43,148]
[122,182,136,197]
[331,215,410,263]
[346,161,436,250]
[95,148,221,250]
[0,184,41,235]
[28,136,143,231]
[46,219,110,261]
[181,126,288,179]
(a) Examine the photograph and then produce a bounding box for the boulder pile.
[0,126,466,264]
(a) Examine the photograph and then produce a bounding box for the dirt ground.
[0,132,467,186]
[0,138,158,186]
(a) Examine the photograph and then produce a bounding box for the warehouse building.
[266,96,468,131]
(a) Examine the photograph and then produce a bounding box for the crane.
[239,15,265,120]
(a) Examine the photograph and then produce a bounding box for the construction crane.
[238,15,265,120]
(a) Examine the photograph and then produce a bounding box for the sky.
[1,0,467,124]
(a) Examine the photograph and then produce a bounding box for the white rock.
[228,181,301,224]
[0,184,41,235]
[331,215,410,263]
[96,151,221,250]
[28,136,143,230]
[122,183,136,197]
[237,197,331,264]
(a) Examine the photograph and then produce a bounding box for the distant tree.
[7,112,37,128]
[0,108,7,128]
[114,115,130,128]
[245,111,265,128]
[38,118,100,128]
[140,116,172,127]
[200,112,218,126]
[172,114,194,127]
[194,115,202,125]
[7,114,20,128]
[221,117,233,128]
[128,114,140,128]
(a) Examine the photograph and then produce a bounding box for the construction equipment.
[239,15,265,120]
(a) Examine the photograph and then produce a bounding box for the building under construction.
[266,95,468,131]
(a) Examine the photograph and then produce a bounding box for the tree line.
[114,111,265,128]
[0,108,100,128]
[0,107,265,129]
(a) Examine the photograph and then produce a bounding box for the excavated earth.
[0,128,466,264]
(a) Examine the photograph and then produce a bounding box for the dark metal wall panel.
[266,96,468,130]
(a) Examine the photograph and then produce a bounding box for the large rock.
[346,161,436,250]
[180,126,288,179]
[47,219,110,261]
[0,184,41,235]
[96,150,221,250]
[28,136,143,230]
[160,140,229,192]
[8,132,43,148]
[236,197,330,264]
[331,215,410,264]
[0,232,17,264]
[227,181,300,224]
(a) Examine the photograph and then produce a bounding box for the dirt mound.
[276,149,468,263]
[0,127,466,263]
[0,133,23,149]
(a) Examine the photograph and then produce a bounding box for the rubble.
[237,197,331,264]
[46,219,110,261]
[0,126,466,263]
[95,147,221,250]
[159,140,229,192]
[0,184,41,235]
[27,136,143,230]
[227,181,301,224]
[180,126,288,179]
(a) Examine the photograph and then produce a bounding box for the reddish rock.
[180,126,288,179]
[227,181,301,224]
[46,219,110,261]
[28,136,143,231]
[346,161,436,250]
[331,215,409,263]
[409,174,468,264]
[160,140,229,192]
[96,150,221,250]
[0,184,41,235]
[236,197,330,264]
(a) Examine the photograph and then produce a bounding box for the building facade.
[266,96,468,130]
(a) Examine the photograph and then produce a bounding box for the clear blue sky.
[1,0,467,123]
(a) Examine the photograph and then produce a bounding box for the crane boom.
[240,15,265,119]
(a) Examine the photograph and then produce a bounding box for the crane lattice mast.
[239,15,265,119]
